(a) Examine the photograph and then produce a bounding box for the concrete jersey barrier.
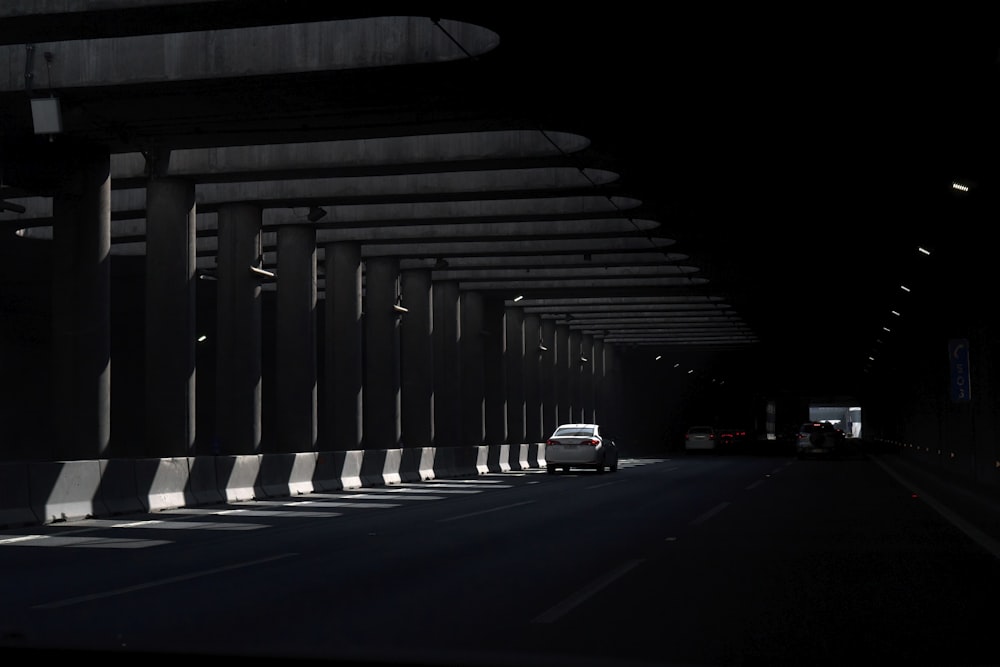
[0,443,545,529]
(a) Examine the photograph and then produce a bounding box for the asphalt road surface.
[0,452,997,667]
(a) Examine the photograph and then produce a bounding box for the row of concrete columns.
[48,159,624,460]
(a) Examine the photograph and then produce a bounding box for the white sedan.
[545,423,619,474]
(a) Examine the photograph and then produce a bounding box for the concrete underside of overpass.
[0,5,998,500]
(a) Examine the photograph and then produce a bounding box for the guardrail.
[0,443,547,529]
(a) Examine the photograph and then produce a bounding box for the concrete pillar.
[581,333,595,424]
[484,296,506,445]
[556,322,571,425]
[605,344,622,433]
[593,337,605,425]
[433,280,461,447]
[364,256,401,449]
[523,312,542,442]
[215,203,263,454]
[400,268,433,447]
[568,328,581,423]
[460,290,485,445]
[275,225,317,452]
[505,305,525,445]
[51,146,111,460]
[540,317,557,437]
[324,242,363,450]
[145,177,196,458]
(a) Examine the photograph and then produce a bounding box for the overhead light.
[393,303,409,313]
[250,264,275,279]
[26,49,63,135]
[579,356,588,363]
[30,97,62,134]
[655,355,662,361]
[513,295,524,302]
[197,335,207,342]
[307,206,327,222]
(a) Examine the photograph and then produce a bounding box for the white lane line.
[244,499,400,509]
[586,480,624,489]
[380,488,483,495]
[54,536,171,549]
[872,457,1000,560]
[0,534,49,545]
[406,483,513,489]
[294,501,401,509]
[401,481,513,487]
[33,553,297,609]
[71,519,266,531]
[437,500,535,522]
[690,501,730,526]
[0,534,170,548]
[303,493,449,500]
[217,509,342,519]
[532,559,644,623]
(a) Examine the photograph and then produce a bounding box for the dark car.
[684,425,717,452]
[794,421,846,458]
[717,427,748,449]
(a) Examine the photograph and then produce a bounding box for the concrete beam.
[2,17,497,90]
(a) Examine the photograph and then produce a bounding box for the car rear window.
[553,427,595,437]
[800,422,831,433]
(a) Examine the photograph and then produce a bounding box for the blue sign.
[949,338,971,402]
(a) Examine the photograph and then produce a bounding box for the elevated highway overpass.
[1,4,999,504]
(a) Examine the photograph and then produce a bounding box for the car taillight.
[546,439,557,446]
[588,438,600,446]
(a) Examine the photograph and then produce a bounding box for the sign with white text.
[949,338,971,402]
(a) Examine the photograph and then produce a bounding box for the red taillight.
[588,438,600,446]
[546,439,557,446]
